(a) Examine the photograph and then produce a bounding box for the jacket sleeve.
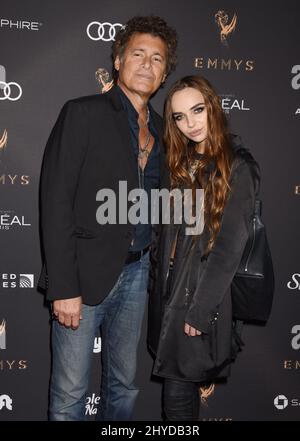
[185,159,256,333]
[40,100,88,301]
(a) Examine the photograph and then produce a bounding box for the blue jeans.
[49,251,150,421]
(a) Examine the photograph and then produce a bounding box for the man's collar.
[105,84,157,124]
[116,85,139,119]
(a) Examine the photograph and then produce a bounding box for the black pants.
[163,378,200,421]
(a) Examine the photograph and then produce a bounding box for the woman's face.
[171,87,208,147]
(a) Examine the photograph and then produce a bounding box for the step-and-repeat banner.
[0,0,299,421]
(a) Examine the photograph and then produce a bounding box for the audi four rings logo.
[0,65,22,101]
[86,22,123,41]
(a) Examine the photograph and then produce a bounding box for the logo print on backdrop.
[0,211,31,230]
[0,360,27,371]
[85,394,100,416]
[0,65,22,101]
[0,131,30,185]
[86,22,123,41]
[0,129,7,165]
[283,360,300,370]
[0,18,42,31]
[220,95,250,114]
[194,57,254,72]
[93,337,101,353]
[214,10,237,45]
[19,274,34,288]
[287,274,300,290]
[291,325,300,350]
[0,129,7,152]
[0,319,6,350]
[274,395,288,410]
[95,68,114,94]
[1,273,34,288]
[0,395,12,410]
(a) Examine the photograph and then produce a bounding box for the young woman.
[148,75,260,421]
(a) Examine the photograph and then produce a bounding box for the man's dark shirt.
[117,86,160,252]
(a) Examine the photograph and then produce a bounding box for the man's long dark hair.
[112,15,178,81]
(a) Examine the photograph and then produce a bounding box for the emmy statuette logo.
[215,10,237,46]
[95,68,114,94]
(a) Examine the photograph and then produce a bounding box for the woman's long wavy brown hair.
[164,75,234,254]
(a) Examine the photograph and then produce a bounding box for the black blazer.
[38,86,165,305]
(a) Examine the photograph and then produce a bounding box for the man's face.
[115,33,167,98]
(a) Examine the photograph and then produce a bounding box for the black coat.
[147,137,260,382]
[38,86,165,305]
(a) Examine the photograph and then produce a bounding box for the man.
[38,16,177,421]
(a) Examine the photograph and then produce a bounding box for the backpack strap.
[232,147,261,197]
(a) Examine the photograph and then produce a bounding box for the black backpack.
[231,150,275,323]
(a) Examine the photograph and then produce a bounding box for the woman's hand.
[184,322,202,336]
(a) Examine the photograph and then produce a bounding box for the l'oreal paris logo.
[220,95,250,113]
[0,211,31,230]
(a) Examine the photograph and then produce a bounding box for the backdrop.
[0,0,299,421]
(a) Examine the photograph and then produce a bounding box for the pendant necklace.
[137,108,150,189]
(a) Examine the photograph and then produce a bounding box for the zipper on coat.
[184,287,190,306]
[210,319,218,363]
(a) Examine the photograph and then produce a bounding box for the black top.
[194,150,204,159]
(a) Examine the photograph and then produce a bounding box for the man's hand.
[184,322,202,337]
[52,296,82,329]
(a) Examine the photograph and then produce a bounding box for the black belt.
[125,245,150,265]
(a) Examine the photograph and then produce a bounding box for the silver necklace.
[137,108,151,189]
[137,108,151,161]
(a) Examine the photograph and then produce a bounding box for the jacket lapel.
[106,87,138,185]
[150,108,168,188]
